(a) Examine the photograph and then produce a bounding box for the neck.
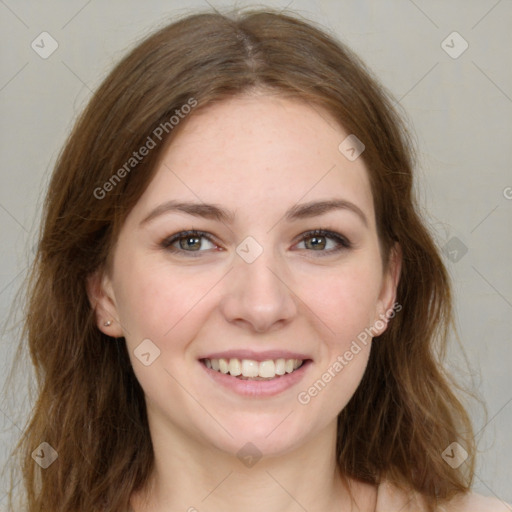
[130,414,377,512]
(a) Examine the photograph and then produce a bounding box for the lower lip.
[200,360,312,397]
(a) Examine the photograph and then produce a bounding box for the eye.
[295,229,352,255]
[160,228,352,258]
[161,230,219,256]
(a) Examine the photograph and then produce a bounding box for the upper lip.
[199,350,312,362]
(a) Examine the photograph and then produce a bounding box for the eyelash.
[160,229,352,257]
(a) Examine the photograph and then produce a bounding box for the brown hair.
[4,8,480,511]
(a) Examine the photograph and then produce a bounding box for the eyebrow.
[140,198,369,227]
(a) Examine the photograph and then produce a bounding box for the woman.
[6,8,510,512]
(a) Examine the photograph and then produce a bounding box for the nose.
[219,245,298,333]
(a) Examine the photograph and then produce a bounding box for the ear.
[86,268,124,337]
[372,242,402,336]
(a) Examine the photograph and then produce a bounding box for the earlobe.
[86,269,124,337]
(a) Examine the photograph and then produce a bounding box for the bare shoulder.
[439,491,512,512]
[376,480,511,512]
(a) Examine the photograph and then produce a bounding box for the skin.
[88,93,402,512]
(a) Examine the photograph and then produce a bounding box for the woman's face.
[92,94,400,458]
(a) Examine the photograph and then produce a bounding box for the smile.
[199,356,312,397]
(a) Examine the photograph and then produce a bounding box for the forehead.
[132,94,375,228]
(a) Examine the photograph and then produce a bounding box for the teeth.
[275,358,285,375]
[228,358,241,376]
[203,357,305,379]
[241,359,259,378]
[259,360,275,378]
[219,358,229,374]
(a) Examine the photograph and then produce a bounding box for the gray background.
[1,0,511,508]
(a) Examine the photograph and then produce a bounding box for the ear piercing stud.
[104,320,112,327]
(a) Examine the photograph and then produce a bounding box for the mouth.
[200,357,307,381]
[198,350,313,397]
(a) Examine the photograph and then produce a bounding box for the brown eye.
[304,235,327,250]
[178,235,203,251]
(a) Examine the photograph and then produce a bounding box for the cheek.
[112,254,215,349]
[112,256,216,400]
[296,328,372,431]
[295,257,380,409]
[301,257,383,341]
